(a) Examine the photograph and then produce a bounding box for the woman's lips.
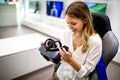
[71,28,76,32]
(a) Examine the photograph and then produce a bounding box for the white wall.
[105,0,120,63]
[21,0,120,63]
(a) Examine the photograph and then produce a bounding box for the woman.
[57,1,102,80]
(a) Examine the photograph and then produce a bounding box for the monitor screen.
[85,2,107,14]
[46,1,63,18]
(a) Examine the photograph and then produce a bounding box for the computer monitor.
[46,1,63,18]
[85,2,107,14]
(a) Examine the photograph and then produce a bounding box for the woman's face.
[65,15,84,34]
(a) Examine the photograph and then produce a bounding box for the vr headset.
[39,38,69,64]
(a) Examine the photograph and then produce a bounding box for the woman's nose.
[68,25,73,29]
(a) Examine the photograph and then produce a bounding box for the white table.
[0,33,53,80]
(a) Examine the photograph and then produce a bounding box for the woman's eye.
[71,23,76,25]
[67,22,69,24]
[66,22,76,25]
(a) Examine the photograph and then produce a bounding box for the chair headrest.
[92,13,111,38]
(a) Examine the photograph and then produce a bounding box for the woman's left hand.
[59,48,72,64]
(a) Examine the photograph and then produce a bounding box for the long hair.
[65,1,95,53]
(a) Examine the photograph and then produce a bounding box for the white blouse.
[57,29,102,80]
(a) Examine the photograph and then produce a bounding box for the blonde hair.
[65,1,95,53]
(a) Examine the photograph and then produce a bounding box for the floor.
[0,25,120,80]
[13,65,54,80]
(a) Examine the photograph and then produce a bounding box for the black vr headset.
[39,38,69,64]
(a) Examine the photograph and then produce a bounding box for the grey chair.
[90,13,119,80]
[54,13,119,80]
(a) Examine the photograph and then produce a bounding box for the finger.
[59,48,64,57]
[61,57,64,61]
[62,48,68,57]
[40,42,44,45]
[68,50,72,55]
[64,49,72,57]
[63,48,67,52]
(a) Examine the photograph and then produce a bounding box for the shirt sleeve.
[75,35,102,78]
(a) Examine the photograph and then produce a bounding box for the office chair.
[53,13,119,80]
[89,13,119,80]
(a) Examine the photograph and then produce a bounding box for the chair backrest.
[90,13,119,80]
[92,13,119,67]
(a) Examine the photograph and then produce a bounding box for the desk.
[0,33,53,80]
[0,33,47,57]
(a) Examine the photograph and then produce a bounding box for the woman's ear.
[83,18,88,24]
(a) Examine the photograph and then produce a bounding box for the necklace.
[72,35,82,51]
